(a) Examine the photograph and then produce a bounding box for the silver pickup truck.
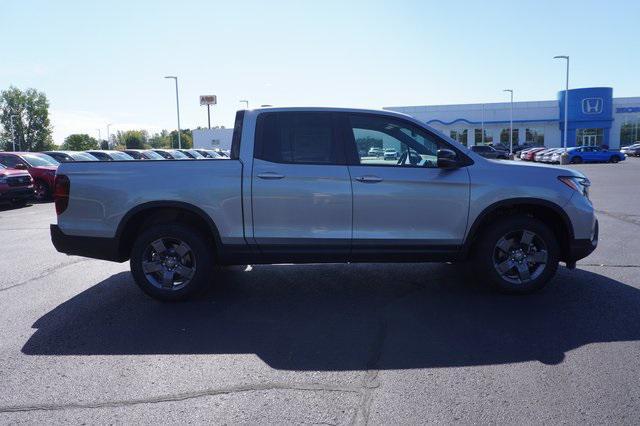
[51,107,598,301]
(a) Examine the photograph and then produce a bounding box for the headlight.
[559,176,590,199]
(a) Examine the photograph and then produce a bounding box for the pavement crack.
[0,382,360,414]
[596,209,640,227]
[0,258,90,293]
[352,320,386,425]
[578,263,640,268]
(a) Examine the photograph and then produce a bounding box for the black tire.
[10,199,28,208]
[609,156,619,163]
[130,223,214,301]
[472,215,559,294]
[33,180,51,201]
[571,156,582,164]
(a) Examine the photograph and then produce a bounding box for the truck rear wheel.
[472,215,559,294]
[130,223,214,301]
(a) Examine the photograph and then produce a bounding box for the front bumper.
[567,219,598,263]
[50,224,125,262]
[0,187,34,201]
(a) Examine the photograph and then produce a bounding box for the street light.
[503,89,514,155]
[164,76,182,149]
[240,100,249,109]
[106,123,112,148]
[554,55,570,149]
[9,115,18,151]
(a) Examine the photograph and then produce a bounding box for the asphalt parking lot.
[1,159,639,424]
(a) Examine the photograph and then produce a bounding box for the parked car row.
[621,143,640,157]
[519,146,627,164]
[0,148,229,204]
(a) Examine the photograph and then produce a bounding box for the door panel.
[343,113,471,251]
[250,111,352,258]
[349,165,470,245]
[252,158,352,246]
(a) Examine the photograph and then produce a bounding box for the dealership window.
[499,128,519,145]
[576,128,604,147]
[474,129,493,145]
[525,128,545,146]
[620,116,640,146]
[450,129,468,146]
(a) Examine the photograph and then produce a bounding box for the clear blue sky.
[1,0,638,144]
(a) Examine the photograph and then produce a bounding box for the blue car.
[566,146,626,164]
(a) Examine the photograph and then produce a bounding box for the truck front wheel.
[472,215,560,294]
[130,223,214,301]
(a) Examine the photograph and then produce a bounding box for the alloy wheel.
[141,237,196,291]
[33,182,47,201]
[493,229,548,285]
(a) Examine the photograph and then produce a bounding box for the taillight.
[53,174,70,215]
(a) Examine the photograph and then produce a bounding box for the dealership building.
[385,87,640,149]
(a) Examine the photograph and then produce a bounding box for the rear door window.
[255,112,344,165]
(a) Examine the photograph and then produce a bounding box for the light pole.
[96,128,101,142]
[106,123,112,148]
[164,76,182,149]
[503,89,514,155]
[481,103,485,146]
[554,55,569,149]
[240,99,249,109]
[10,115,18,151]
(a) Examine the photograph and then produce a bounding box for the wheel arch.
[463,198,574,261]
[116,201,223,260]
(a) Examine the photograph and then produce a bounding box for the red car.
[0,152,58,201]
[0,163,33,206]
[522,147,547,161]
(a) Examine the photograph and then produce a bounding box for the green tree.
[0,86,54,151]
[119,130,147,149]
[149,130,171,148]
[61,133,98,151]
[170,129,192,149]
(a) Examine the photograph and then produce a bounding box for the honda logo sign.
[582,98,603,115]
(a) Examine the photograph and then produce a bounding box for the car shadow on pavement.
[22,263,640,370]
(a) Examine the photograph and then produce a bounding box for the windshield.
[22,153,59,167]
[69,152,98,161]
[169,150,189,159]
[186,150,205,159]
[110,152,134,160]
[142,150,165,160]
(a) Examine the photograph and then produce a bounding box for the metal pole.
[96,129,101,141]
[554,56,570,149]
[207,104,211,129]
[10,115,17,151]
[481,103,485,145]
[107,123,112,148]
[165,76,181,148]
[510,92,513,155]
[503,89,514,155]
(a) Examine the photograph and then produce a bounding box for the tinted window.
[0,155,20,168]
[255,112,341,164]
[230,110,244,160]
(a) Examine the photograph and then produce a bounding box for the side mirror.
[437,149,459,169]
[14,163,28,170]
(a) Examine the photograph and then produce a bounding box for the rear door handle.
[355,175,383,183]
[257,172,285,180]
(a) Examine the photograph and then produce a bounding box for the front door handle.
[355,175,383,183]
[257,172,285,180]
